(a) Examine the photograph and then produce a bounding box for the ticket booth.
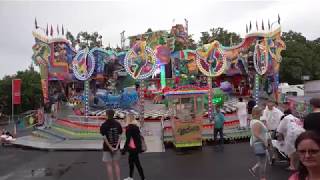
[164,89,206,148]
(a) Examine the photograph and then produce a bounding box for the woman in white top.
[249,106,270,180]
[235,97,248,129]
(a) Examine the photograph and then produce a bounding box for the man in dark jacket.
[304,98,320,135]
[247,96,256,120]
[100,109,123,180]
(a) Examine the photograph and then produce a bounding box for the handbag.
[140,135,147,152]
[129,138,136,149]
[253,141,266,156]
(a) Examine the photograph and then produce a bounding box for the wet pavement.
[0,143,291,180]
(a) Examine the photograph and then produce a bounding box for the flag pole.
[11,79,16,135]
[11,80,13,124]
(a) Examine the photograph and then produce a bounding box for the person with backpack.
[122,114,146,180]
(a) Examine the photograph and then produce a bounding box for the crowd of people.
[246,97,320,180]
[99,97,320,180]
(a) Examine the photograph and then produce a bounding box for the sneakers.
[249,168,256,177]
[124,177,134,180]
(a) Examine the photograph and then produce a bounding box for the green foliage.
[199,27,242,46]
[187,34,197,50]
[199,32,210,45]
[280,30,320,84]
[146,28,153,33]
[66,31,76,48]
[0,65,42,115]
[76,31,103,50]
[210,27,242,46]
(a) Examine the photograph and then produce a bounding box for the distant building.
[304,80,320,98]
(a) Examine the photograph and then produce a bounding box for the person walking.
[43,102,51,129]
[249,106,270,180]
[289,131,320,180]
[100,109,123,180]
[235,97,248,129]
[122,114,146,180]
[212,106,225,150]
[304,98,320,135]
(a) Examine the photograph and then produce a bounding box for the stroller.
[269,132,290,165]
[269,115,305,167]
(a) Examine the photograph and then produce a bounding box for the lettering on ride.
[177,125,200,136]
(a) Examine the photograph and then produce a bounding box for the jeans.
[214,128,224,146]
[128,152,145,180]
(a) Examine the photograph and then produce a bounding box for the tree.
[146,28,153,33]
[66,31,76,48]
[198,27,242,46]
[187,34,197,50]
[199,32,210,45]
[0,65,42,115]
[280,30,320,84]
[76,31,103,50]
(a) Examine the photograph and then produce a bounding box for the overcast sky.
[0,0,319,78]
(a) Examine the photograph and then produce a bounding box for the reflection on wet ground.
[30,162,87,178]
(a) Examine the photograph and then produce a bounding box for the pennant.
[246,24,248,33]
[62,24,64,35]
[249,21,252,31]
[50,25,53,36]
[46,24,48,36]
[57,24,59,35]
[278,14,281,24]
[262,20,264,30]
[35,18,38,29]
[268,19,271,30]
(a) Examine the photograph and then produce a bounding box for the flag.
[278,14,281,24]
[262,20,264,30]
[249,21,252,31]
[12,79,21,105]
[57,24,59,35]
[34,18,37,29]
[256,20,258,31]
[246,24,248,33]
[268,19,271,30]
[50,25,53,36]
[46,24,48,36]
[62,24,64,35]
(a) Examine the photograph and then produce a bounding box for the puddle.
[30,165,71,178]
[1,162,83,179]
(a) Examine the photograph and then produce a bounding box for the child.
[213,106,225,150]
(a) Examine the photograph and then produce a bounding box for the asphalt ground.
[0,142,291,180]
